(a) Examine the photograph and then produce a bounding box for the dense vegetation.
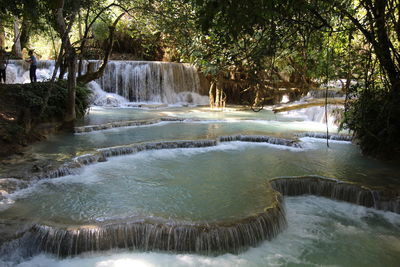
[0,0,399,159]
[0,82,91,155]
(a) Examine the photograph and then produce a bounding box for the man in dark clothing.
[0,49,7,83]
[26,50,37,82]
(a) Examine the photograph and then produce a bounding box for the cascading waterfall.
[283,105,343,126]
[5,60,209,106]
[14,191,286,257]
[88,60,208,105]
[271,176,400,213]
[3,171,399,258]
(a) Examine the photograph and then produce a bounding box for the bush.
[0,81,92,155]
[341,85,400,159]
[2,81,91,121]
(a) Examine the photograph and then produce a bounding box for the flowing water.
[2,197,400,266]
[1,61,399,266]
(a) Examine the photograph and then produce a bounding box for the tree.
[46,0,128,123]
[150,0,399,157]
[0,0,44,56]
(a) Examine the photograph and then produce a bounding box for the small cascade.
[87,81,129,107]
[370,191,400,213]
[74,117,186,133]
[72,153,107,166]
[97,140,218,158]
[271,176,400,213]
[284,105,343,126]
[23,136,301,182]
[306,89,344,99]
[0,178,29,205]
[11,191,286,257]
[219,135,302,148]
[34,165,80,179]
[75,118,163,133]
[298,132,352,142]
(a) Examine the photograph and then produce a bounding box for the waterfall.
[74,117,186,133]
[298,132,352,141]
[219,135,302,148]
[88,60,208,105]
[271,176,400,213]
[282,105,343,126]
[12,192,286,257]
[5,60,209,106]
[5,60,55,84]
[4,173,399,258]
[306,89,344,99]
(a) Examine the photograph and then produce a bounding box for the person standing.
[0,49,7,83]
[26,50,37,82]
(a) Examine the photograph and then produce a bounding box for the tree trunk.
[65,48,77,122]
[52,0,68,81]
[209,82,215,108]
[12,18,22,58]
[336,1,400,92]
[59,58,67,80]
[0,23,5,49]
[370,0,400,92]
[20,5,31,50]
[215,85,221,108]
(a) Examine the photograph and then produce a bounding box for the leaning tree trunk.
[20,6,31,50]
[12,17,22,58]
[77,12,125,84]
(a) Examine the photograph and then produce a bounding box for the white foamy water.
[281,105,342,128]
[3,196,399,267]
[88,81,129,107]
[95,61,206,104]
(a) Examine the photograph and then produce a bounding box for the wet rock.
[0,178,29,195]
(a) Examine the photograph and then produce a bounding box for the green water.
[2,141,399,226]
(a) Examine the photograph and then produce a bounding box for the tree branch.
[77,12,125,84]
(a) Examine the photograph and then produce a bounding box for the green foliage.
[4,81,91,121]
[112,16,163,60]
[92,20,112,42]
[342,85,400,159]
[0,80,91,152]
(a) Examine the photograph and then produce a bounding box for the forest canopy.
[0,0,399,159]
